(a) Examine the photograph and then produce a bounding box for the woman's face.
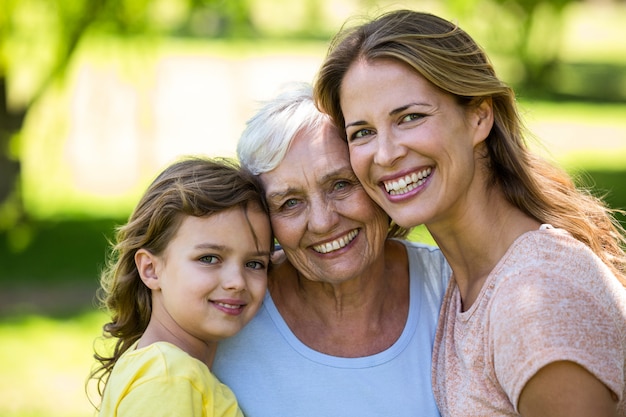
[260,120,390,284]
[339,58,492,229]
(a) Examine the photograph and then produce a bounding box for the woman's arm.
[518,360,618,417]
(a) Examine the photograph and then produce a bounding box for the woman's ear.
[471,97,494,146]
[135,249,161,290]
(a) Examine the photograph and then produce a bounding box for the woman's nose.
[307,197,339,234]
[373,131,406,167]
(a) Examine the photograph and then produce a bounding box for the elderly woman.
[211,83,450,417]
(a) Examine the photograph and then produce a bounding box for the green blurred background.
[0,0,625,416]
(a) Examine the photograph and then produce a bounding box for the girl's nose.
[221,265,246,291]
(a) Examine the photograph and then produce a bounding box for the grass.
[0,310,106,417]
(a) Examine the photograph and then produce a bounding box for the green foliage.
[0,310,107,417]
[445,0,626,100]
[0,0,259,234]
[0,217,122,286]
[3,0,256,105]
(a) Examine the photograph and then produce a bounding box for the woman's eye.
[349,128,374,141]
[401,113,424,123]
[283,198,299,209]
[245,260,266,270]
[199,255,219,264]
[333,180,349,191]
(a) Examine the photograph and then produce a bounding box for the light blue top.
[213,240,451,417]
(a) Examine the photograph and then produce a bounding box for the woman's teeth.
[313,230,358,254]
[384,168,432,196]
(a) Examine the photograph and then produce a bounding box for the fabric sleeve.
[117,376,207,416]
[490,266,624,412]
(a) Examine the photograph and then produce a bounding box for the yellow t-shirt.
[99,341,243,417]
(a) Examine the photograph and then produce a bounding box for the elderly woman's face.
[260,121,390,284]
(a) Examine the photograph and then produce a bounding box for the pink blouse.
[433,226,626,416]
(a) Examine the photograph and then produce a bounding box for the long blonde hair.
[314,9,626,285]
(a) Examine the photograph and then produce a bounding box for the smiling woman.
[212,83,451,417]
[258,120,391,285]
[314,9,626,417]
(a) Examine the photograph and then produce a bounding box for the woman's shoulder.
[489,228,626,343]
[493,226,624,310]
[503,226,601,271]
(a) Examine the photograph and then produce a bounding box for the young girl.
[90,156,272,416]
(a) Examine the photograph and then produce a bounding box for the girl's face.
[259,120,389,285]
[339,58,492,229]
[139,206,271,346]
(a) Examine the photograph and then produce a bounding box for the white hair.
[237,82,330,175]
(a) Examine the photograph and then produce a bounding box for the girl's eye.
[245,260,266,270]
[199,255,219,264]
[349,128,374,142]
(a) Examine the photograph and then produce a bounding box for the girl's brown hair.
[89,156,271,399]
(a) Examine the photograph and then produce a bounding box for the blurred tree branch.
[0,0,255,240]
